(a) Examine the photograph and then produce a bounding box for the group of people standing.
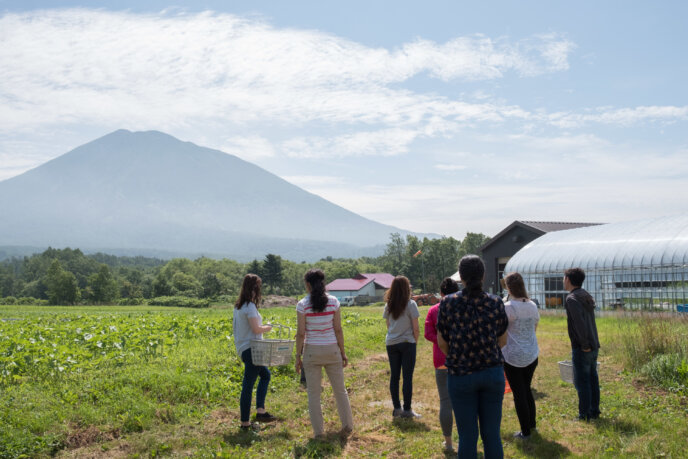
[232,257,600,459]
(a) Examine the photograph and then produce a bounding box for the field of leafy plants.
[2,305,688,458]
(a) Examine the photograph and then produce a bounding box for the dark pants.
[504,358,538,435]
[572,348,600,420]
[240,348,271,422]
[386,342,416,410]
[448,366,504,459]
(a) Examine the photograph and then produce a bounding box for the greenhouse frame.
[504,214,688,311]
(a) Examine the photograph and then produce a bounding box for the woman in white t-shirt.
[295,269,353,438]
[384,275,420,418]
[233,274,277,430]
[498,272,540,439]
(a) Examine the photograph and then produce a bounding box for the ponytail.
[458,255,485,298]
[305,269,328,312]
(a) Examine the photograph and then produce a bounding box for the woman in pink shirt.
[424,277,460,453]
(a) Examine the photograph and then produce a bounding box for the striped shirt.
[296,294,340,345]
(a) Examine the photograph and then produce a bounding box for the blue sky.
[1,1,686,239]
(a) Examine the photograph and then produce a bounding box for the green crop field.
[1,305,687,458]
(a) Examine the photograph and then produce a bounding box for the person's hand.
[263,324,273,333]
[295,356,302,374]
[341,353,348,368]
[582,348,591,352]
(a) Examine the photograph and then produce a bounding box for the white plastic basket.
[251,324,295,367]
[558,360,600,384]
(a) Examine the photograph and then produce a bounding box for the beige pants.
[303,343,353,436]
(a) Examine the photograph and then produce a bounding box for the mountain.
[0,130,423,261]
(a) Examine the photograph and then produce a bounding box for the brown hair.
[235,274,262,309]
[384,276,411,320]
[504,272,529,300]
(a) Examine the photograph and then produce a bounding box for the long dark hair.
[305,269,328,313]
[384,276,411,320]
[458,255,485,298]
[504,272,529,300]
[235,274,262,309]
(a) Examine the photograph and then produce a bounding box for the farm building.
[504,214,688,311]
[326,273,394,302]
[480,220,601,296]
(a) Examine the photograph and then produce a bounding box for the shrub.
[117,297,147,306]
[148,296,210,308]
[621,315,688,370]
[640,353,688,391]
[0,296,17,305]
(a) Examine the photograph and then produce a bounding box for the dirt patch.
[64,425,120,449]
[262,295,297,308]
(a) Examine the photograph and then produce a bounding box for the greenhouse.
[504,214,688,311]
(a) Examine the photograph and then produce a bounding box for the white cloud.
[434,164,467,171]
[282,128,420,158]
[0,9,573,135]
[213,136,276,160]
[547,105,688,128]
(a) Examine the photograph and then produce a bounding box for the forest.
[0,233,489,305]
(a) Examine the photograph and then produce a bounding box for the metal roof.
[505,214,688,273]
[326,273,394,292]
[480,220,602,251]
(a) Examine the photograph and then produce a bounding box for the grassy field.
[1,305,687,458]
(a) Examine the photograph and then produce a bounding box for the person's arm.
[411,317,419,343]
[332,308,348,367]
[248,317,272,334]
[437,331,449,355]
[565,297,591,351]
[294,311,306,374]
[424,307,438,343]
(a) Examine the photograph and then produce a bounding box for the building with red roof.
[326,273,394,302]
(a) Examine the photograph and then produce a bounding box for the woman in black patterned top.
[437,255,508,459]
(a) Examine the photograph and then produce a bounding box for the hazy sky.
[1,1,687,239]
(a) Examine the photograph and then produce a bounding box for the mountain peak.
[0,130,415,261]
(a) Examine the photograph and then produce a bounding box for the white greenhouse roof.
[505,214,688,273]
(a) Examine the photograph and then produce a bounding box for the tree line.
[0,232,489,305]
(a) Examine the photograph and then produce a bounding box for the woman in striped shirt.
[295,269,353,438]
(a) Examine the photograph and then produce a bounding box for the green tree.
[45,260,80,305]
[382,233,408,275]
[88,265,119,303]
[171,272,203,297]
[262,254,283,293]
[461,232,491,256]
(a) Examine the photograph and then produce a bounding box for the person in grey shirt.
[383,275,420,418]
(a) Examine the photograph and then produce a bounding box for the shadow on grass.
[532,388,548,401]
[391,417,431,432]
[293,432,350,458]
[508,431,571,458]
[222,424,291,448]
[592,417,644,435]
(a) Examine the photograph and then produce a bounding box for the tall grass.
[620,314,688,391]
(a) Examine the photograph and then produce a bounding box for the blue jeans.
[572,348,600,420]
[386,342,416,410]
[448,366,504,459]
[240,348,271,422]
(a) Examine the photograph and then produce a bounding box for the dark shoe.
[392,408,403,417]
[240,422,260,431]
[255,412,277,423]
[400,409,421,418]
[513,431,530,440]
[575,415,589,422]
